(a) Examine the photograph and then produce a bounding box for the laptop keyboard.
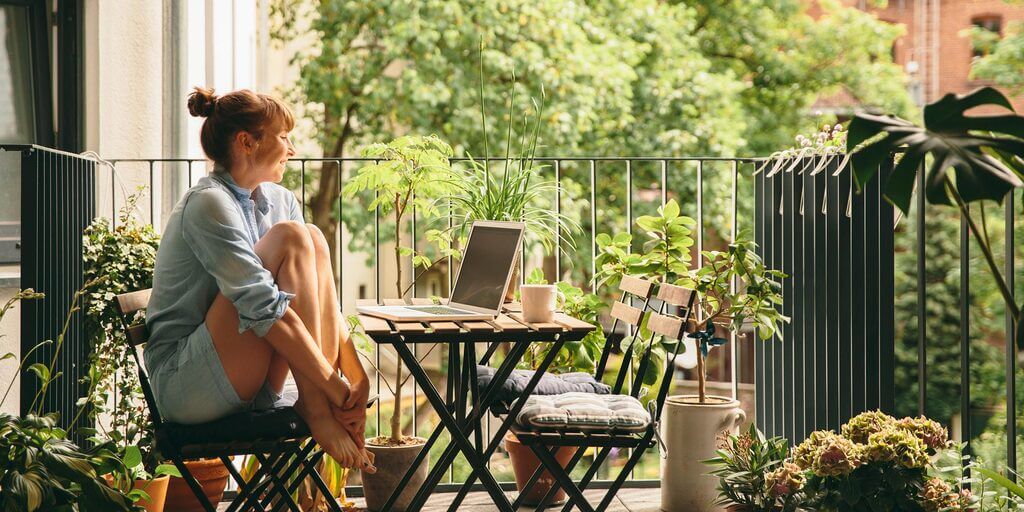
[405,305,474,315]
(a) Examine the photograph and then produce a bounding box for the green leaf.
[976,467,1024,499]
[122,445,142,469]
[27,363,50,384]
[152,464,181,478]
[849,86,1024,213]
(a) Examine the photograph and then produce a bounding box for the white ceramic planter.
[660,395,746,512]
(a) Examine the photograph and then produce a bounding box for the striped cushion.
[516,392,651,432]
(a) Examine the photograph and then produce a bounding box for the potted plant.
[0,285,138,512]
[662,237,786,511]
[704,424,808,512]
[594,199,787,511]
[794,411,962,511]
[342,134,459,511]
[443,69,578,299]
[503,270,606,506]
[81,189,227,512]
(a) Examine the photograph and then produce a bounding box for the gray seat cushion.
[515,392,651,432]
[476,365,611,403]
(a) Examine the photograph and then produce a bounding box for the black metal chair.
[508,278,697,512]
[113,289,371,512]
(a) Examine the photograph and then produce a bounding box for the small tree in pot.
[595,202,786,512]
[342,134,459,511]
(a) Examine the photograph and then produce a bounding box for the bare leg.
[306,224,370,449]
[205,221,365,468]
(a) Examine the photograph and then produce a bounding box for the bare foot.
[295,399,365,469]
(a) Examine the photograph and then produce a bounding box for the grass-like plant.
[444,45,578,266]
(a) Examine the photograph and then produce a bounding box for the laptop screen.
[450,224,522,310]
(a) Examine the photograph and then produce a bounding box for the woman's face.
[246,120,295,184]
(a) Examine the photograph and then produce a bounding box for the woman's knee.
[266,220,314,252]
[305,224,331,260]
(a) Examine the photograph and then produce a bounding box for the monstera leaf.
[847,87,1024,214]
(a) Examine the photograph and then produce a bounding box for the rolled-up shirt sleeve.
[181,190,293,337]
[287,193,304,223]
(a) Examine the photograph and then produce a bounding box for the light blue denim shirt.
[144,167,304,375]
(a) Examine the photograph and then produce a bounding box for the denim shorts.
[149,321,287,425]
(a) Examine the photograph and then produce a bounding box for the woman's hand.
[327,374,351,410]
[342,375,370,410]
[333,404,367,449]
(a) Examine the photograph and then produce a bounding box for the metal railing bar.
[917,165,927,416]
[557,159,565,280]
[590,160,597,295]
[1006,191,1017,478]
[960,213,972,479]
[730,160,739,401]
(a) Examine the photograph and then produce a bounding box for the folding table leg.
[530,444,595,512]
[413,337,536,511]
[390,341,514,512]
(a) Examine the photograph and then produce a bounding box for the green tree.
[893,207,1004,424]
[969,2,1024,93]
[270,0,912,279]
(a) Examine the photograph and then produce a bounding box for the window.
[0,5,33,143]
[971,16,1003,59]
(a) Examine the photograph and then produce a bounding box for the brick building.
[826,0,1024,111]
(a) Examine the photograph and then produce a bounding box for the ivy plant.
[81,188,161,474]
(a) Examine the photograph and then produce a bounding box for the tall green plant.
[847,87,1024,352]
[342,134,459,444]
[445,51,578,257]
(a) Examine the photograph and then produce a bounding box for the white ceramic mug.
[520,284,565,323]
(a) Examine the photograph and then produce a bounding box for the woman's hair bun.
[187,86,218,118]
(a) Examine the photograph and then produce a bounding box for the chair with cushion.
[114,289,372,512]
[508,278,696,512]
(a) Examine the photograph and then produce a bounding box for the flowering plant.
[705,424,809,512]
[797,411,958,512]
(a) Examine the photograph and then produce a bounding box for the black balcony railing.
[6,144,1021,492]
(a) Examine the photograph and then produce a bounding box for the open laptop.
[356,220,525,321]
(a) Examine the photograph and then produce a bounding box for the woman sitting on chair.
[144,87,374,472]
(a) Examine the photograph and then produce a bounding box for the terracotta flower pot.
[105,474,171,512]
[660,395,746,512]
[361,437,428,512]
[164,458,230,512]
[505,432,575,506]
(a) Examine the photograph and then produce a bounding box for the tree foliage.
[270,0,913,276]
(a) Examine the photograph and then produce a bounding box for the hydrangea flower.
[765,461,805,499]
[865,428,930,469]
[792,430,862,476]
[896,416,949,452]
[921,477,963,512]
[842,410,897,444]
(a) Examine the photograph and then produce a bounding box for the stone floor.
[217,487,662,511]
